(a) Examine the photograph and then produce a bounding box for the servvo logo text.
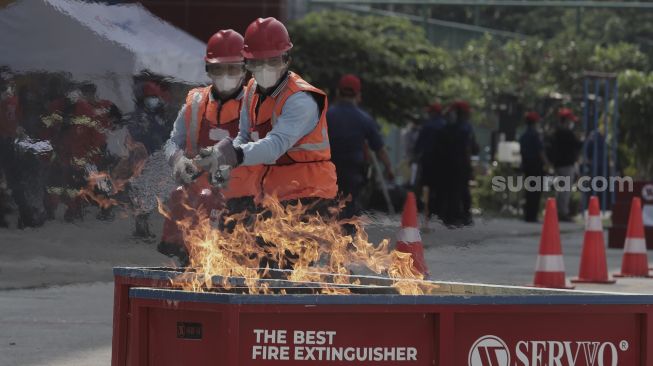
[469,335,629,366]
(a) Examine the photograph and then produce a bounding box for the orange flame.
[163,194,438,295]
[78,139,148,209]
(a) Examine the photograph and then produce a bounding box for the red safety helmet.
[142,81,163,98]
[427,102,442,114]
[242,17,293,59]
[205,29,244,64]
[448,100,471,116]
[525,111,541,123]
[338,74,361,94]
[558,107,578,122]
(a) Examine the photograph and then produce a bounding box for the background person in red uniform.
[43,85,106,222]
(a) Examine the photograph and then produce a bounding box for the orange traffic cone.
[533,198,574,289]
[395,192,429,276]
[571,196,616,284]
[614,197,652,278]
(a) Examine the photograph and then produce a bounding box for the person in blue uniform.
[519,112,548,222]
[326,74,394,219]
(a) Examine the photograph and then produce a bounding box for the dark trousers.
[523,167,544,222]
[524,189,542,222]
[0,137,47,227]
[440,174,472,227]
[334,162,364,220]
[425,181,444,219]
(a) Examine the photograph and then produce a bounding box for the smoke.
[128,150,176,214]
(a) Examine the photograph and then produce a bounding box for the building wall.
[138,0,287,42]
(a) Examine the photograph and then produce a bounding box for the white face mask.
[144,96,161,110]
[2,86,14,98]
[253,65,285,89]
[211,74,243,96]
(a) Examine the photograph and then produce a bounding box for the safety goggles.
[206,62,245,77]
[245,56,286,72]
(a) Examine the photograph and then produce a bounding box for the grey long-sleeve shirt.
[233,91,319,166]
[163,91,319,166]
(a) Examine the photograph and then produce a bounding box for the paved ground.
[0,283,112,366]
[1,211,651,365]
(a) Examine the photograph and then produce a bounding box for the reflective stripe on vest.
[185,87,244,156]
[244,73,337,200]
[288,127,330,152]
[246,74,330,163]
[187,90,204,155]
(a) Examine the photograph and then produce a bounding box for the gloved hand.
[173,155,199,184]
[194,137,241,173]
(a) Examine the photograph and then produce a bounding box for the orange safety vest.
[244,72,337,201]
[183,85,260,199]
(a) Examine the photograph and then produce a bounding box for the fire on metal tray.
[158,195,436,295]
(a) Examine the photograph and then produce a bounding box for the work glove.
[194,137,241,173]
[173,155,199,185]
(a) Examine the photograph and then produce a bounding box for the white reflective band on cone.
[396,227,421,243]
[624,237,647,254]
[535,255,565,272]
[585,215,603,232]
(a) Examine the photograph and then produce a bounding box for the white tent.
[0,0,208,111]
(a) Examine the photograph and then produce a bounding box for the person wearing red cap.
[439,100,479,227]
[128,81,171,156]
[159,29,254,264]
[326,73,394,220]
[548,107,583,221]
[415,101,446,219]
[519,111,549,222]
[125,80,173,238]
[196,18,337,205]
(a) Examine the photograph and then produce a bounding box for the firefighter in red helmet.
[519,111,549,222]
[439,100,479,227]
[159,29,255,264]
[195,17,337,204]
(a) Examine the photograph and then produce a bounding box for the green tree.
[617,70,653,178]
[453,35,551,109]
[288,11,453,124]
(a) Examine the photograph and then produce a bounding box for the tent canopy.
[0,0,209,111]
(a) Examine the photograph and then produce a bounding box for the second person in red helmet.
[196,17,338,205]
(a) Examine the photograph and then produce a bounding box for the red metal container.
[112,267,653,366]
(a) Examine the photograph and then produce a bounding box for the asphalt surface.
[1,212,652,365]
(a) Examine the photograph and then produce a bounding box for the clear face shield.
[245,56,288,89]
